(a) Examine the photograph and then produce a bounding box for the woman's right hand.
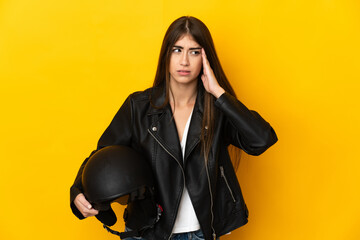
[74,193,99,218]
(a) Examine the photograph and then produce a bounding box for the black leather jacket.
[70,84,278,240]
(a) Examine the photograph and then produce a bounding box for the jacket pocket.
[220,166,236,203]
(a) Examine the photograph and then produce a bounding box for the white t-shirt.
[172,110,201,233]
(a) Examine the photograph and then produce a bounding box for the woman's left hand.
[201,48,225,98]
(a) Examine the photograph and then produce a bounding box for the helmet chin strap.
[103,225,139,239]
[102,203,163,239]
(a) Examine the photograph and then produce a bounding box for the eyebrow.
[173,45,202,50]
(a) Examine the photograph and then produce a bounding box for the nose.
[180,52,190,66]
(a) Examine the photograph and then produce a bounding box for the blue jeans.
[123,227,218,240]
[171,229,207,240]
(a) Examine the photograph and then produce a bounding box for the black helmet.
[82,145,161,239]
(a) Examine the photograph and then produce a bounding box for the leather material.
[70,83,278,240]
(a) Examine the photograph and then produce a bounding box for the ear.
[96,209,117,226]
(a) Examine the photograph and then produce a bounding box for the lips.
[177,70,191,76]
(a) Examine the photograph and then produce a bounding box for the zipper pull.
[213,233,217,240]
[220,166,224,176]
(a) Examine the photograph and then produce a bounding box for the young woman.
[70,16,278,240]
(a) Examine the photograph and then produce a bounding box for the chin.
[175,79,198,85]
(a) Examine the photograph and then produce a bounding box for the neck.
[169,79,198,107]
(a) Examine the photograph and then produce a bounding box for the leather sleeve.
[70,94,134,219]
[214,92,278,155]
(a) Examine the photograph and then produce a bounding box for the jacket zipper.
[147,129,185,240]
[220,166,236,203]
[205,159,217,240]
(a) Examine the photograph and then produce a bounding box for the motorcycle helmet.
[82,145,162,239]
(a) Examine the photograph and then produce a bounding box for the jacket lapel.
[147,84,205,168]
[184,86,204,163]
[147,85,183,166]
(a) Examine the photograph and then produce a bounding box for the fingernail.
[88,204,92,209]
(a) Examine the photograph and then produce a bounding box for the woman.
[70,16,278,240]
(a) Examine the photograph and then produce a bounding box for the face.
[169,34,202,86]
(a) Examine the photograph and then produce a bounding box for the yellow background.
[1,0,359,239]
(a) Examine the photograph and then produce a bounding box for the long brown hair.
[152,16,241,170]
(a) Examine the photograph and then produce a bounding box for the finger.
[82,209,99,218]
[201,48,206,63]
[201,48,207,63]
[201,49,210,74]
[202,47,207,58]
[74,199,90,214]
[77,193,92,209]
[85,208,99,216]
[75,202,99,217]
[202,48,210,64]
[74,201,89,217]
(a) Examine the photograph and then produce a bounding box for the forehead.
[173,34,201,47]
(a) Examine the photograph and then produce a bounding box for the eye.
[172,48,181,53]
[190,50,201,55]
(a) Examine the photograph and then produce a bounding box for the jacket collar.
[147,82,205,167]
[147,82,205,116]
